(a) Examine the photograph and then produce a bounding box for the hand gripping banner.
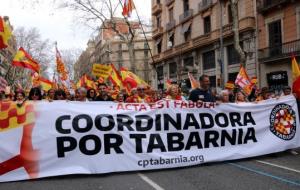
[0,95,300,182]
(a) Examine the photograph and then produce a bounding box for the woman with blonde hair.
[166,84,185,100]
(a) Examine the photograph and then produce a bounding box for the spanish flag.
[108,64,123,88]
[12,47,40,73]
[76,75,96,89]
[122,0,135,17]
[85,75,97,89]
[40,77,53,91]
[120,67,148,92]
[292,57,300,97]
[0,16,12,49]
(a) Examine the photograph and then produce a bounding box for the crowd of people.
[0,74,296,105]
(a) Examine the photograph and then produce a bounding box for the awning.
[181,22,192,34]
[168,30,175,37]
[155,38,162,45]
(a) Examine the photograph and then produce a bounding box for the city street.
[1,148,300,190]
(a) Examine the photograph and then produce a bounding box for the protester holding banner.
[165,84,185,100]
[235,90,247,103]
[219,90,230,103]
[28,87,42,101]
[87,88,97,101]
[189,74,215,102]
[76,87,87,102]
[14,89,26,105]
[54,89,66,100]
[47,89,55,101]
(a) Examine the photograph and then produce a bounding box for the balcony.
[166,0,175,6]
[152,27,164,38]
[152,3,162,15]
[198,0,213,13]
[166,20,176,31]
[258,39,300,62]
[258,0,291,14]
[179,9,193,23]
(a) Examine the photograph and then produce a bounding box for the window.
[184,26,191,42]
[228,72,238,82]
[144,42,149,58]
[296,7,300,39]
[268,20,282,56]
[168,32,174,48]
[183,0,189,12]
[169,7,174,21]
[227,44,241,65]
[169,63,177,78]
[209,76,216,87]
[157,65,164,89]
[184,57,194,68]
[156,39,162,54]
[228,4,233,24]
[204,16,211,34]
[156,15,161,28]
[203,50,215,70]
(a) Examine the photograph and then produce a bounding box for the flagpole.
[118,0,156,68]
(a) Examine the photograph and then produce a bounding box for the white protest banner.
[0,95,299,182]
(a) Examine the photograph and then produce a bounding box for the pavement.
[0,148,300,190]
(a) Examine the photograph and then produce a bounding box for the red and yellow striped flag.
[12,47,40,73]
[122,0,135,17]
[0,16,12,49]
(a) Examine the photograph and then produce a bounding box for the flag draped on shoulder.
[12,47,40,73]
[0,16,12,49]
[188,72,200,89]
[292,57,300,97]
[122,0,135,17]
[235,65,253,95]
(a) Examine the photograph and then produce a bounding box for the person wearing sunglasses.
[54,89,66,100]
[87,88,97,101]
[28,87,42,101]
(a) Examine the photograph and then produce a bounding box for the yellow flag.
[292,57,300,81]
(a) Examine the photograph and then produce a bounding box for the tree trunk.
[230,0,246,67]
[127,42,135,73]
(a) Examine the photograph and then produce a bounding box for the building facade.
[0,16,17,79]
[92,18,153,84]
[151,0,258,90]
[257,0,300,91]
[73,40,95,82]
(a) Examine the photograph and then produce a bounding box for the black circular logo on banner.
[270,104,296,140]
